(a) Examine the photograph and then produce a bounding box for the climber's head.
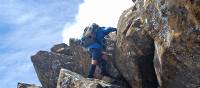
[84,23,99,33]
[89,23,99,30]
[83,23,99,37]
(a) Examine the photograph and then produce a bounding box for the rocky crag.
[18,0,199,88]
[115,0,200,88]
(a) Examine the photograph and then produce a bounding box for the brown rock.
[56,68,120,88]
[115,5,158,88]
[50,43,72,55]
[115,0,200,88]
[31,51,75,88]
[145,0,200,88]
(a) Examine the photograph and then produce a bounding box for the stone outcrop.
[17,83,41,88]
[115,0,200,88]
[31,51,75,88]
[30,41,90,88]
[57,68,121,88]
[115,3,158,88]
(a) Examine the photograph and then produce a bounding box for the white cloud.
[62,0,133,44]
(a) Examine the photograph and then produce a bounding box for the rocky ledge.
[57,68,121,88]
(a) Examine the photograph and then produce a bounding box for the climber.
[81,23,117,78]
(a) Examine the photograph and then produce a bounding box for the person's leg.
[87,48,101,78]
[88,60,97,78]
[100,52,109,76]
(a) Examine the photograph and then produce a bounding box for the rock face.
[115,4,158,88]
[115,0,200,88]
[57,68,121,88]
[17,83,41,88]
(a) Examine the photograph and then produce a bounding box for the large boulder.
[115,5,158,88]
[56,68,121,88]
[115,0,200,88]
[31,40,91,88]
[31,51,76,88]
[31,41,91,88]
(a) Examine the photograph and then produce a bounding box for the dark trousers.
[87,48,108,78]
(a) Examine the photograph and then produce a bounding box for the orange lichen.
[172,32,182,38]
[168,15,178,30]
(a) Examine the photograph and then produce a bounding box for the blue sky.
[0,0,132,88]
[0,0,83,88]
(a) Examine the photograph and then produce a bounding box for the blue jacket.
[81,27,117,51]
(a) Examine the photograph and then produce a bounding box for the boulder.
[50,43,71,55]
[115,0,200,88]
[115,5,158,88]
[31,51,75,88]
[56,68,121,88]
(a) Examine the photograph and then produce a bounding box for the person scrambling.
[81,23,117,78]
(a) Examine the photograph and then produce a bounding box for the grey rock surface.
[56,68,122,88]
[115,0,200,88]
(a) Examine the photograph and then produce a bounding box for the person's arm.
[103,27,117,35]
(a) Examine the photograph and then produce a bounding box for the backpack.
[82,24,99,47]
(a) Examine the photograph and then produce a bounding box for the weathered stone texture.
[115,0,200,88]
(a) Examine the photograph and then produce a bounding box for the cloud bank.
[62,0,133,44]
